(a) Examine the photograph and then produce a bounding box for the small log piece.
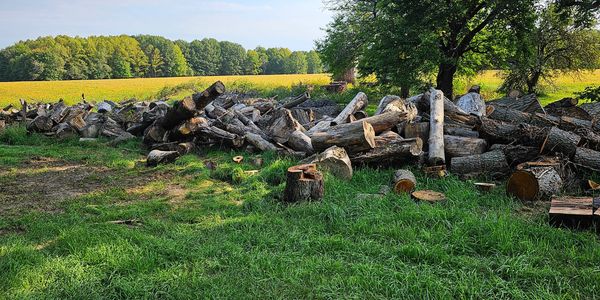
[147,150,180,167]
[507,166,563,201]
[392,170,417,194]
[411,190,446,203]
[549,196,594,228]
[284,164,325,202]
[301,146,352,180]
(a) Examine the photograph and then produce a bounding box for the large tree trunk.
[428,89,445,166]
[507,166,563,201]
[436,62,457,100]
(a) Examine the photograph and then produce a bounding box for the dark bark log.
[245,132,279,152]
[287,130,314,154]
[450,150,509,178]
[541,127,581,158]
[263,109,305,144]
[478,118,548,146]
[507,166,563,201]
[488,94,544,114]
[147,150,180,167]
[282,92,311,109]
[573,147,600,171]
[444,125,479,138]
[192,81,226,110]
[403,122,430,142]
[489,144,541,167]
[284,164,324,202]
[27,115,54,132]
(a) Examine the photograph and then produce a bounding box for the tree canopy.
[0,36,325,81]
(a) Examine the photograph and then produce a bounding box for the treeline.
[0,35,324,81]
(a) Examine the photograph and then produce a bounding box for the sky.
[0,0,334,50]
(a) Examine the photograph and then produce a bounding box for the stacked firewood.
[2,81,600,221]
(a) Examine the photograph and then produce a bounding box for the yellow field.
[0,71,597,106]
[0,74,331,106]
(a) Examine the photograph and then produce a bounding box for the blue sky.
[0,0,333,50]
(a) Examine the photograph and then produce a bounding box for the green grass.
[2,127,600,298]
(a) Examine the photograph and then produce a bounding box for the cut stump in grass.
[412,190,446,203]
[392,169,416,194]
[507,166,563,201]
[549,196,595,228]
[284,164,324,202]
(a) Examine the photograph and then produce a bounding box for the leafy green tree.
[188,38,221,75]
[264,48,292,74]
[320,0,538,98]
[306,50,323,74]
[285,51,308,74]
[245,50,262,75]
[145,45,164,78]
[502,5,600,93]
[219,41,247,75]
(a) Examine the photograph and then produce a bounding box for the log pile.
[3,81,600,216]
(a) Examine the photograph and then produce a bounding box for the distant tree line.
[0,35,324,81]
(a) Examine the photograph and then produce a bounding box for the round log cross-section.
[284,164,325,202]
[392,169,417,194]
[507,166,563,201]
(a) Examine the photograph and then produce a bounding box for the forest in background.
[0,35,324,82]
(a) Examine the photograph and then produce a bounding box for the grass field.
[1,126,600,298]
[0,71,598,107]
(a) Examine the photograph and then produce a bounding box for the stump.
[507,166,563,201]
[284,164,324,202]
[392,170,417,194]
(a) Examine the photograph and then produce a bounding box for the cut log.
[474,183,496,192]
[282,92,310,109]
[573,147,600,171]
[331,92,368,126]
[143,120,167,145]
[428,89,445,166]
[450,150,509,178]
[489,144,541,167]
[284,164,324,202]
[54,123,77,139]
[456,92,486,116]
[545,97,578,109]
[507,166,563,201]
[375,130,403,144]
[290,108,314,128]
[27,115,53,132]
[300,146,352,180]
[549,196,594,228]
[311,121,376,153]
[581,102,600,119]
[245,132,279,152]
[392,169,417,194]
[382,99,418,121]
[264,109,305,144]
[147,150,180,167]
[541,127,581,158]
[192,81,226,110]
[488,94,544,114]
[374,95,401,115]
[478,118,548,146]
[353,110,368,120]
[352,111,410,134]
[161,97,197,130]
[411,190,446,203]
[444,135,487,158]
[177,142,196,155]
[350,138,423,165]
[287,130,314,154]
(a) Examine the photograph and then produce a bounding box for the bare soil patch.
[0,157,173,216]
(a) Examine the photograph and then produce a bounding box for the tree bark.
[300,146,353,180]
[350,138,423,165]
[541,127,581,158]
[147,150,180,167]
[450,150,509,178]
[436,62,457,100]
[573,147,600,171]
[287,130,314,154]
